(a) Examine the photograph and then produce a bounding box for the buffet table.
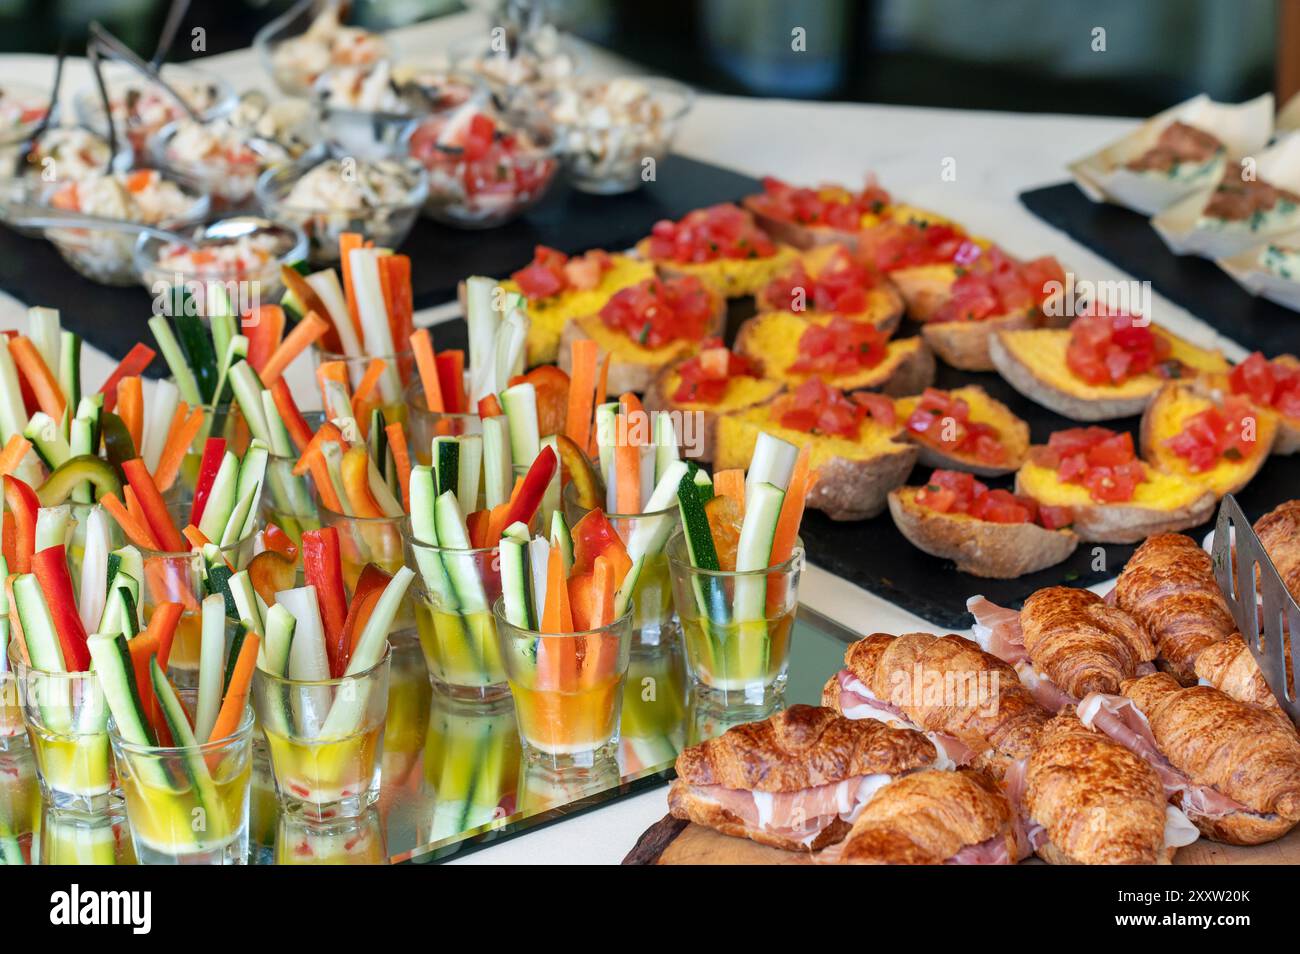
[0,11,1256,865]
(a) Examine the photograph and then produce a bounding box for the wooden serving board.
[622,815,1300,865]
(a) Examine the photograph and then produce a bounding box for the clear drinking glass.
[276,808,387,865]
[110,705,255,865]
[618,639,688,773]
[404,379,482,465]
[314,347,417,422]
[666,530,802,708]
[493,599,632,769]
[253,646,391,822]
[39,802,136,865]
[261,453,320,547]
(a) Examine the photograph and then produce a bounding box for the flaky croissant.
[1020,587,1155,697]
[1114,533,1235,684]
[1256,500,1300,603]
[1193,634,1288,720]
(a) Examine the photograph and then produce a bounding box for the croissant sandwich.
[968,587,1156,712]
[1194,634,1291,722]
[667,705,938,851]
[825,768,1018,865]
[1007,712,1199,864]
[822,632,1050,779]
[1113,533,1236,684]
[1078,673,1300,845]
[1256,499,1300,603]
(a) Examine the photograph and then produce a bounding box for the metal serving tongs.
[0,200,191,243]
[87,20,202,124]
[1211,494,1300,726]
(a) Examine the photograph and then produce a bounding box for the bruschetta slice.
[755,243,905,335]
[892,386,1030,477]
[741,175,896,249]
[713,379,917,520]
[1139,382,1278,497]
[734,312,934,396]
[990,310,1230,421]
[1014,427,1216,543]
[490,246,654,366]
[635,203,798,298]
[1211,351,1300,455]
[888,469,1078,578]
[557,274,725,394]
[642,341,784,462]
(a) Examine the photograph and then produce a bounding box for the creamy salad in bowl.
[74,64,236,155]
[261,4,390,96]
[153,115,290,209]
[135,217,306,303]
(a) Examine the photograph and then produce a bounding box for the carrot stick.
[339,233,365,345]
[183,525,212,552]
[9,335,64,419]
[270,378,314,453]
[712,469,746,515]
[540,545,573,634]
[117,376,143,452]
[384,256,414,374]
[124,459,187,552]
[0,434,32,474]
[614,411,641,515]
[589,354,610,458]
[147,601,185,671]
[259,310,329,387]
[485,502,512,544]
[410,329,444,412]
[590,555,615,629]
[308,453,344,513]
[243,303,286,375]
[153,405,204,493]
[384,422,412,511]
[145,558,198,610]
[102,493,160,550]
[316,360,351,415]
[351,358,388,408]
[99,343,156,412]
[207,633,260,750]
[292,421,344,478]
[565,339,598,450]
[128,628,162,731]
[766,444,814,614]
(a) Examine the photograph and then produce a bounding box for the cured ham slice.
[830,670,978,768]
[693,774,897,846]
[967,595,1028,664]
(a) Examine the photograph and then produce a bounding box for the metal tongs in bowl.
[1212,494,1300,726]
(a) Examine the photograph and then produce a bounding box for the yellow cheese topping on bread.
[714,405,908,472]
[571,313,701,368]
[1144,385,1277,496]
[1017,460,1210,509]
[635,239,798,298]
[738,311,923,389]
[657,371,783,412]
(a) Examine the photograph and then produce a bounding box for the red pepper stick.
[30,545,92,671]
[189,437,227,527]
[500,446,558,534]
[434,350,465,414]
[270,378,314,453]
[2,476,39,573]
[98,343,157,412]
[122,459,188,553]
[302,528,350,677]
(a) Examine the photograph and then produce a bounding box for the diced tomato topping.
[914,469,1063,526]
[1028,427,1146,503]
[671,337,757,404]
[510,246,613,301]
[856,220,974,272]
[748,176,892,230]
[789,315,888,376]
[1228,352,1300,418]
[929,248,1066,324]
[762,246,881,315]
[772,379,869,438]
[645,204,777,264]
[1163,396,1260,473]
[1064,308,1174,385]
[853,391,897,428]
[599,275,717,347]
[903,388,1007,465]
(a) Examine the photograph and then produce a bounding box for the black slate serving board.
[1019,181,1300,356]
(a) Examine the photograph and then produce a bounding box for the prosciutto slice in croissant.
[968,587,1156,712]
[1113,533,1236,684]
[826,768,1018,865]
[668,705,937,851]
[1079,673,1300,845]
[1007,712,1199,864]
[823,633,1050,779]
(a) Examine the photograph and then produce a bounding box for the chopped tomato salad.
[1029,427,1147,503]
[1228,352,1300,418]
[762,246,881,316]
[645,204,777,263]
[1163,397,1260,472]
[748,176,891,230]
[671,337,757,403]
[511,246,614,300]
[1065,309,1174,385]
[789,315,888,376]
[929,248,1065,324]
[916,469,1072,528]
[773,378,891,439]
[904,388,1007,465]
[600,275,716,347]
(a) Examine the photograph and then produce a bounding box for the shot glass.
[424,688,521,842]
[409,537,507,700]
[10,648,114,812]
[39,802,136,865]
[110,705,255,865]
[254,646,392,822]
[618,639,688,773]
[260,452,320,547]
[317,503,409,593]
[667,530,802,708]
[493,598,632,769]
[404,379,481,465]
[563,482,680,651]
[276,808,387,865]
[315,347,416,423]
[0,743,39,864]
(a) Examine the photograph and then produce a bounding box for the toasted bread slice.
[892,386,1030,477]
[1138,382,1278,498]
[753,244,906,336]
[887,485,1079,578]
[1015,460,1216,543]
[714,404,918,520]
[734,312,935,396]
[634,238,798,298]
[990,326,1230,421]
[643,364,784,463]
[888,263,962,320]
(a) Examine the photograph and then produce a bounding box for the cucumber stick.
[733,482,785,681]
[434,492,487,611]
[549,511,573,573]
[456,434,483,516]
[12,575,64,672]
[147,316,202,405]
[257,604,296,736]
[498,525,535,629]
[676,466,728,625]
[24,413,71,470]
[540,434,561,525]
[197,451,240,542]
[227,361,270,445]
[653,412,679,484]
[432,437,459,499]
[500,382,540,465]
[58,331,81,417]
[481,416,513,508]
[86,633,155,748]
[151,658,223,832]
[746,432,798,498]
[0,337,28,443]
[226,570,265,635]
[194,594,227,744]
[34,505,72,552]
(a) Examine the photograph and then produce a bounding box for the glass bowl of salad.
[550,76,694,194]
[38,166,210,286]
[410,102,560,229]
[448,26,587,112]
[0,127,133,236]
[254,0,391,97]
[255,154,427,263]
[73,62,237,157]
[151,116,292,211]
[135,215,307,306]
[0,81,53,147]
[311,61,425,161]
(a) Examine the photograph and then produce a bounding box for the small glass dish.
[254,0,393,98]
[447,28,587,112]
[135,215,307,308]
[255,155,427,264]
[73,62,237,157]
[311,62,422,161]
[150,117,292,210]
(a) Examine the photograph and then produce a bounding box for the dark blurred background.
[0,0,1285,116]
